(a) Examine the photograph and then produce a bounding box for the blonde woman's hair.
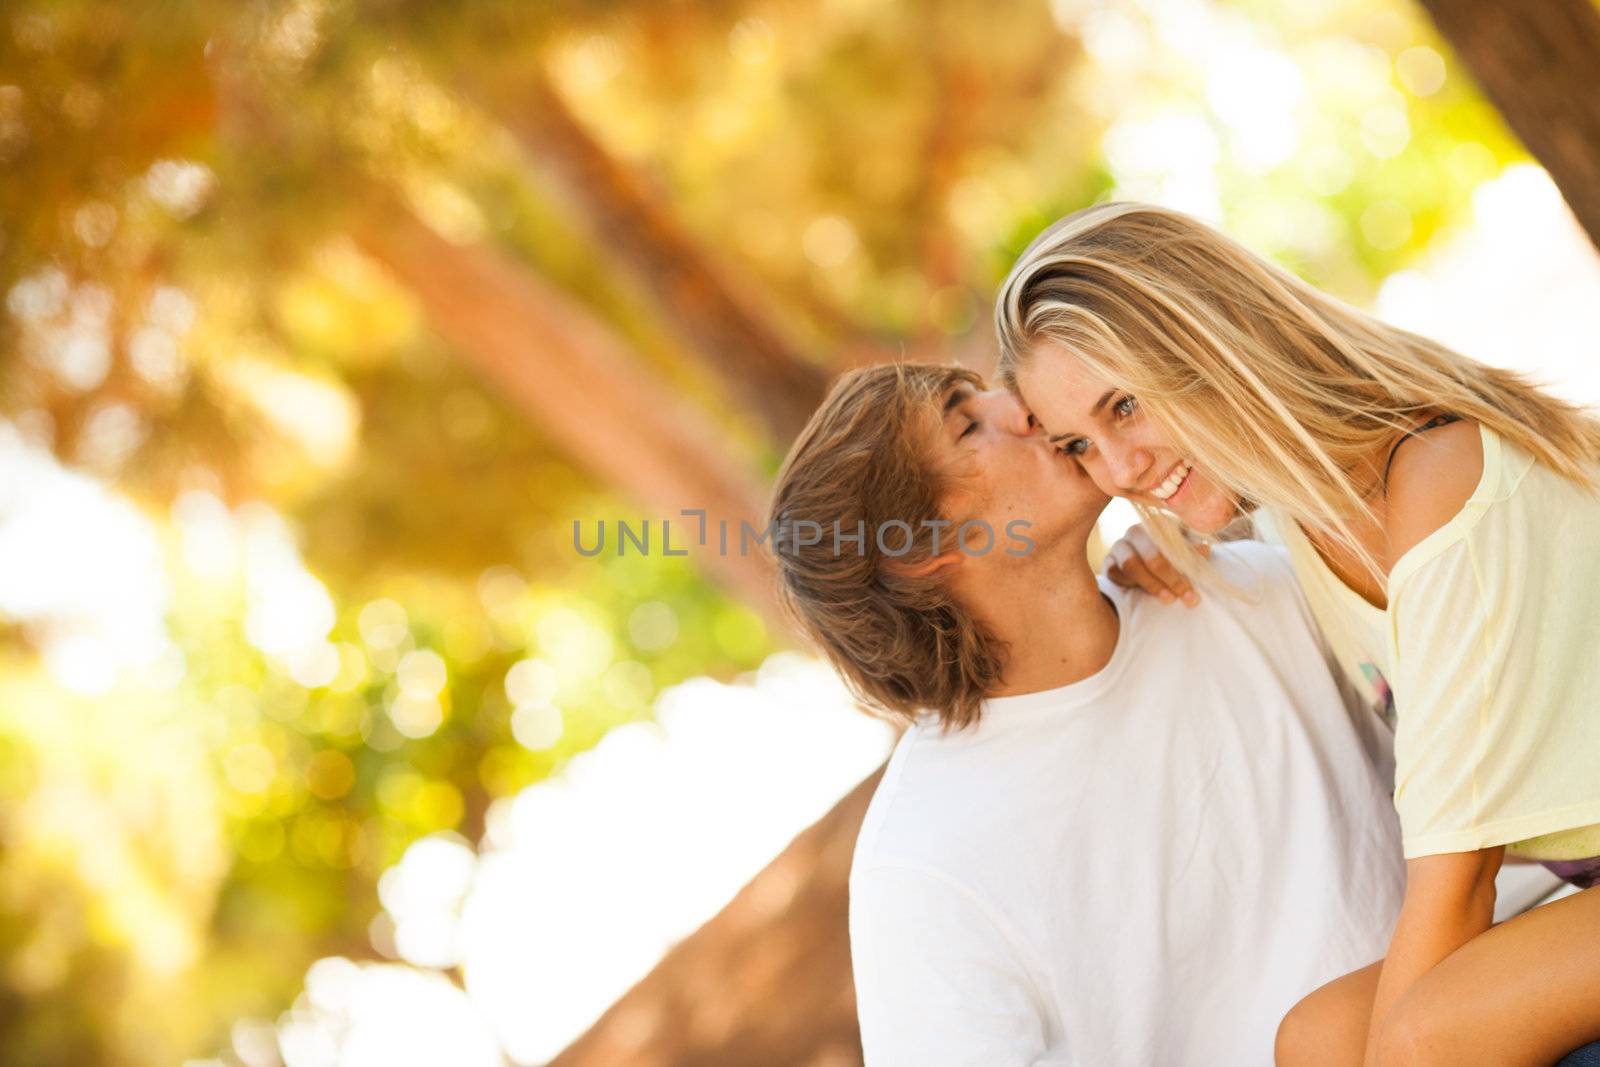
[994,200,1600,582]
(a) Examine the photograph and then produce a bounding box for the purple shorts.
[1540,855,1600,889]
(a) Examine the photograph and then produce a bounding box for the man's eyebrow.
[941,385,971,417]
[1045,389,1117,443]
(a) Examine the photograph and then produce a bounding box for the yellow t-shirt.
[1254,509,1395,735]
[1266,424,1600,861]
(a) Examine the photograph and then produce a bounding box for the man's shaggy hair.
[767,363,1007,733]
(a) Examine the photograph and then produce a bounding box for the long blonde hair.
[994,200,1600,581]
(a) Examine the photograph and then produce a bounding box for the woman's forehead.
[1019,343,1116,403]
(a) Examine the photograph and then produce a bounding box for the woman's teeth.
[1151,461,1193,502]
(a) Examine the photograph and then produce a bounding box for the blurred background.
[3,1,1599,1064]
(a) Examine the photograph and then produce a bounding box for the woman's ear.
[885,551,964,579]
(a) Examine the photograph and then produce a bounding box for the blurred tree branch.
[1416,0,1600,252]
[351,197,786,630]
[209,29,789,630]
[462,67,839,443]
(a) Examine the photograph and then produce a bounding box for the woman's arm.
[1362,847,1503,1067]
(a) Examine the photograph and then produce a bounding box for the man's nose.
[986,391,1038,437]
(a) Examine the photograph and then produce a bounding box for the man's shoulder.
[850,724,1017,885]
[848,754,1029,968]
[1207,538,1294,584]
[1129,539,1318,658]
[1197,540,1306,620]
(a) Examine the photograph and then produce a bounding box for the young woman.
[993,201,1600,1067]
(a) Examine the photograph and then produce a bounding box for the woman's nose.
[1103,440,1153,491]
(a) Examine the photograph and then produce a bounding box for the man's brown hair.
[767,362,1007,733]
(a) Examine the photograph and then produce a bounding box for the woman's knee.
[1370,998,1450,1067]
[1275,994,1329,1067]
[1275,964,1382,1067]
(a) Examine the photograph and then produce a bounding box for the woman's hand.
[1104,524,1206,607]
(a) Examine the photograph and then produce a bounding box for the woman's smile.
[1148,460,1193,503]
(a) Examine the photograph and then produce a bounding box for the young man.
[766,363,1406,1066]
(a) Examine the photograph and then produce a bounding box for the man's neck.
[961,541,1120,699]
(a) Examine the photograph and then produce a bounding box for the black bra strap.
[1382,413,1464,492]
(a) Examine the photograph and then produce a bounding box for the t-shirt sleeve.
[1387,511,1600,858]
[1386,542,1497,856]
[849,863,1067,1067]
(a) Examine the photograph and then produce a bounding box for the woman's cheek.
[1186,473,1240,532]
[1083,459,1122,499]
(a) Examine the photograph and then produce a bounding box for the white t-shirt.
[848,543,1406,1067]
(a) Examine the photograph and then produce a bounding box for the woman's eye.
[1114,395,1138,418]
[959,420,978,439]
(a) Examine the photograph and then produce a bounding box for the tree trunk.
[547,762,887,1067]
[1416,0,1600,252]
[466,68,834,444]
[353,199,786,629]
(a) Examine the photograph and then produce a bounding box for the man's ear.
[885,551,964,579]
